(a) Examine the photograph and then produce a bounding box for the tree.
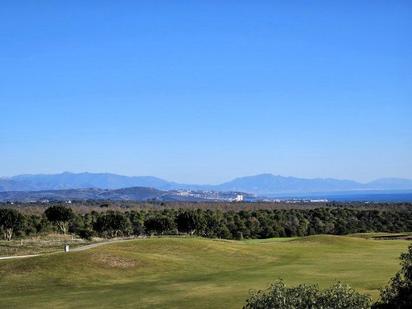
[44,206,74,234]
[176,210,204,235]
[77,228,95,240]
[127,211,145,236]
[0,208,25,241]
[93,211,131,238]
[244,280,371,309]
[144,215,176,235]
[373,244,412,308]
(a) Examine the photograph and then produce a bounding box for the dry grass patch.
[90,253,137,269]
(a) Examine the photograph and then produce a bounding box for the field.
[0,235,409,308]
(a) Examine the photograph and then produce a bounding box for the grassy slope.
[0,235,409,309]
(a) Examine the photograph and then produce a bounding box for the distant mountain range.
[1,172,412,196]
[0,187,250,203]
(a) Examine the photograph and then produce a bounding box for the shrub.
[77,228,95,240]
[44,206,74,234]
[144,215,176,235]
[93,211,131,238]
[0,208,25,240]
[244,280,371,309]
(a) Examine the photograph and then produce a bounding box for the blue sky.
[1,1,411,183]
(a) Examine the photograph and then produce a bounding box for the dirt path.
[70,238,135,252]
[0,238,138,260]
[0,254,39,260]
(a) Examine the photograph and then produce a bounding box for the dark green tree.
[176,210,204,235]
[94,211,131,238]
[44,206,74,234]
[127,211,145,236]
[145,215,176,235]
[0,208,25,241]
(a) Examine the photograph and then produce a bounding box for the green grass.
[0,235,409,308]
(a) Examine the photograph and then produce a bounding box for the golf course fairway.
[0,235,409,308]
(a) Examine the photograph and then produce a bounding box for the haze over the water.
[1,1,411,183]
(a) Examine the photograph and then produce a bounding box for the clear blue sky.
[1,1,411,184]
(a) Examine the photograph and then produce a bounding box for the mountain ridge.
[1,172,412,195]
[0,186,251,203]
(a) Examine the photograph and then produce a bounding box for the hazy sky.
[1,1,411,184]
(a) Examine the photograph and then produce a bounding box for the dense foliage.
[0,208,25,241]
[44,206,74,234]
[244,280,371,309]
[1,206,412,241]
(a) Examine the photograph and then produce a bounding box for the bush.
[244,280,371,309]
[0,208,25,240]
[44,206,74,234]
[144,215,176,235]
[93,211,131,238]
[77,228,95,240]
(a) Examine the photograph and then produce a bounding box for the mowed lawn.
[0,235,409,308]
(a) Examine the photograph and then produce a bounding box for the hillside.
[215,174,361,195]
[1,172,412,196]
[0,172,176,191]
[0,187,250,202]
[0,235,408,308]
[0,187,165,202]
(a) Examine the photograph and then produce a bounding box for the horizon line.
[1,171,411,185]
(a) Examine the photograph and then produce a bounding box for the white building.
[234,194,244,202]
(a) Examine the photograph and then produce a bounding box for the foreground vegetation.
[245,281,372,308]
[0,235,409,308]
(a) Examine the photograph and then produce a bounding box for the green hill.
[0,235,409,308]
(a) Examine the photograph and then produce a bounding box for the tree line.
[2,206,412,241]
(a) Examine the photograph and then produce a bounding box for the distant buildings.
[174,190,246,202]
[234,194,244,202]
